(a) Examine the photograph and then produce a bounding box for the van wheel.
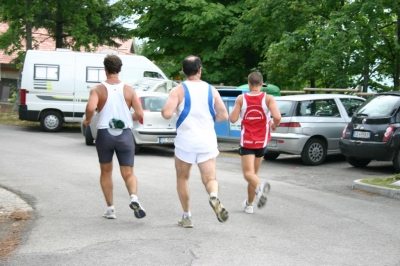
[346,157,371,168]
[263,152,280,160]
[85,127,95,146]
[392,149,400,173]
[301,138,326,166]
[40,111,63,132]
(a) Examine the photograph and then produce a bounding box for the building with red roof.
[0,22,134,102]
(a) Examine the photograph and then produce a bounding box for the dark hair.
[248,72,264,86]
[103,54,122,74]
[182,55,202,76]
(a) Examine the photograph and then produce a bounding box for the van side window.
[34,64,59,81]
[144,71,163,79]
[87,67,107,83]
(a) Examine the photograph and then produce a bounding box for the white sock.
[209,193,218,199]
[106,206,114,211]
[130,194,138,202]
[183,212,191,218]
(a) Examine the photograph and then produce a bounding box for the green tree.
[132,0,247,85]
[0,0,134,56]
[225,0,399,91]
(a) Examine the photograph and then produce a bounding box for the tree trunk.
[55,2,64,48]
[25,0,32,50]
[363,62,369,93]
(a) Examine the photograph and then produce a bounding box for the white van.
[18,49,168,132]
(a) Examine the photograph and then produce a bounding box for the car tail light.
[382,126,394,142]
[279,122,301,127]
[20,89,26,105]
[138,110,150,124]
[342,124,348,138]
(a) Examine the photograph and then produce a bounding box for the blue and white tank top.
[174,81,217,153]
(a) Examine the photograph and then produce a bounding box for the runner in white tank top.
[83,54,146,220]
[161,55,229,228]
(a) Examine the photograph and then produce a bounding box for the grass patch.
[361,174,400,189]
[0,108,80,130]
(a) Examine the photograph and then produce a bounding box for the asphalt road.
[0,124,399,266]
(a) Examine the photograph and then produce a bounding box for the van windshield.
[356,95,400,117]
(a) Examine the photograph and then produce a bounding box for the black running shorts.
[239,146,267,158]
[96,129,135,166]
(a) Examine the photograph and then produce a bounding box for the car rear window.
[140,97,167,112]
[276,101,293,117]
[356,95,400,117]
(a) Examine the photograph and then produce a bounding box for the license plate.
[353,131,370,139]
[268,140,278,147]
[159,137,175,143]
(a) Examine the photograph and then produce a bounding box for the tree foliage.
[132,0,399,90]
[0,0,134,65]
[1,0,399,90]
[132,0,247,85]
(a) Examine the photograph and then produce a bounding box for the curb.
[0,187,33,216]
[353,179,400,199]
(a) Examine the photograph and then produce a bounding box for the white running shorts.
[175,147,219,164]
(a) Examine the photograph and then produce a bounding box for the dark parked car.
[339,92,400,172]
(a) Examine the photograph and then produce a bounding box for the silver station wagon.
[265,94,365,165]
[81,91,176,153]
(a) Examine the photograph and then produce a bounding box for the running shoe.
[209,196,229,223]
[242,200,254,214]
[256,182,271,208]
[103,208,116,219]
[129,200,146,219]
[178,216,194,228]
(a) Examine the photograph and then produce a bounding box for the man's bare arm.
[161,86,180,119]
[212,87,228,122]
[267,95,281,131]
[131,88,144,121]
[229,95,242,123]
[83,88,99,126]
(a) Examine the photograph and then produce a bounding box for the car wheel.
[85,126,95,146]
[134,144,141,154]
[301,138,327,166]
[263,152,280,160]
[133,138,141,154]
[346,157,371,168]
[40,111,63,132]
[81,124,87,137]
[392,149,400,173]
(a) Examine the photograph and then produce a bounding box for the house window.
[34,65,59,81]
[86,67,106,83]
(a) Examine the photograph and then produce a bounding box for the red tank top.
[240,93,271,149]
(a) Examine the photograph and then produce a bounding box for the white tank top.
[96,82,133,129]
[174,81,217,153]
